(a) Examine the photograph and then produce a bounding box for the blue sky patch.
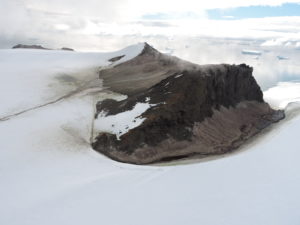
[142,3,300,20]
[207,3,300,20]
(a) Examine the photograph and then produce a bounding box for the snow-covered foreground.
[1,46,300,225]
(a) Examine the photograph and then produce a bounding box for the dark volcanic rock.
[92,43,284,164]
[12,44,49,50]
[108,55,125,62]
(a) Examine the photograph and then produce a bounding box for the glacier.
[0,43,300,225]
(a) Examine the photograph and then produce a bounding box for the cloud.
[54,24,70,31]
[1,0,299,94]
[134,21,175,27]
[1,0,300,51]
[19,0,300,22]
[150,37,300,90]
[1,1,300,93]
[0,0,29,35]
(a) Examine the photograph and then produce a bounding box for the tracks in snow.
[0,78,102,122]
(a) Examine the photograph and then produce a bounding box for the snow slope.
[264,82,300,109]
[0,45,300,225]
[0,43,144,118]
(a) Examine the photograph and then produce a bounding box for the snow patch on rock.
[175,74,183,78]
[94,101,155,140]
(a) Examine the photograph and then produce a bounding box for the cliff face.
[92,43,284,164]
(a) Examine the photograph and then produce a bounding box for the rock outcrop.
[61,47,74,51]
[92,43,284,164]
[12,44,75,51]
[12,44,49,50]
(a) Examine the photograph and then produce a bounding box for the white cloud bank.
[23,0,300,20]
[1,0,300,49]
[0,0,300,92]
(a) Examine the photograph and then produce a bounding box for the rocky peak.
[139,42,160,56]
[99,43,193,96]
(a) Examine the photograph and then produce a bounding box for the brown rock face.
[92,43,284,164]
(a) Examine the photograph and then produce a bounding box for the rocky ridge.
[92,43,284,164]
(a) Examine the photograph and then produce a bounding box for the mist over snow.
[1,0,300,51]
[136,37,300,90]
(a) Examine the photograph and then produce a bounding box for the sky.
[0,0,300,51]
[207,3,300,19]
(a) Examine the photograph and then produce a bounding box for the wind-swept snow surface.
[0,43,144,118]
[0,45,300,225]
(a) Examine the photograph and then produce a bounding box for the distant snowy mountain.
[277,55,289,60]
[241,49,262,56]
[0,43,300,225]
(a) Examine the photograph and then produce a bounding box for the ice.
[264,82,300,109]
[241,49,262,56]
[277,55,289,60]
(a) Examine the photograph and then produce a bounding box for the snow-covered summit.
[108,42,145,64]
